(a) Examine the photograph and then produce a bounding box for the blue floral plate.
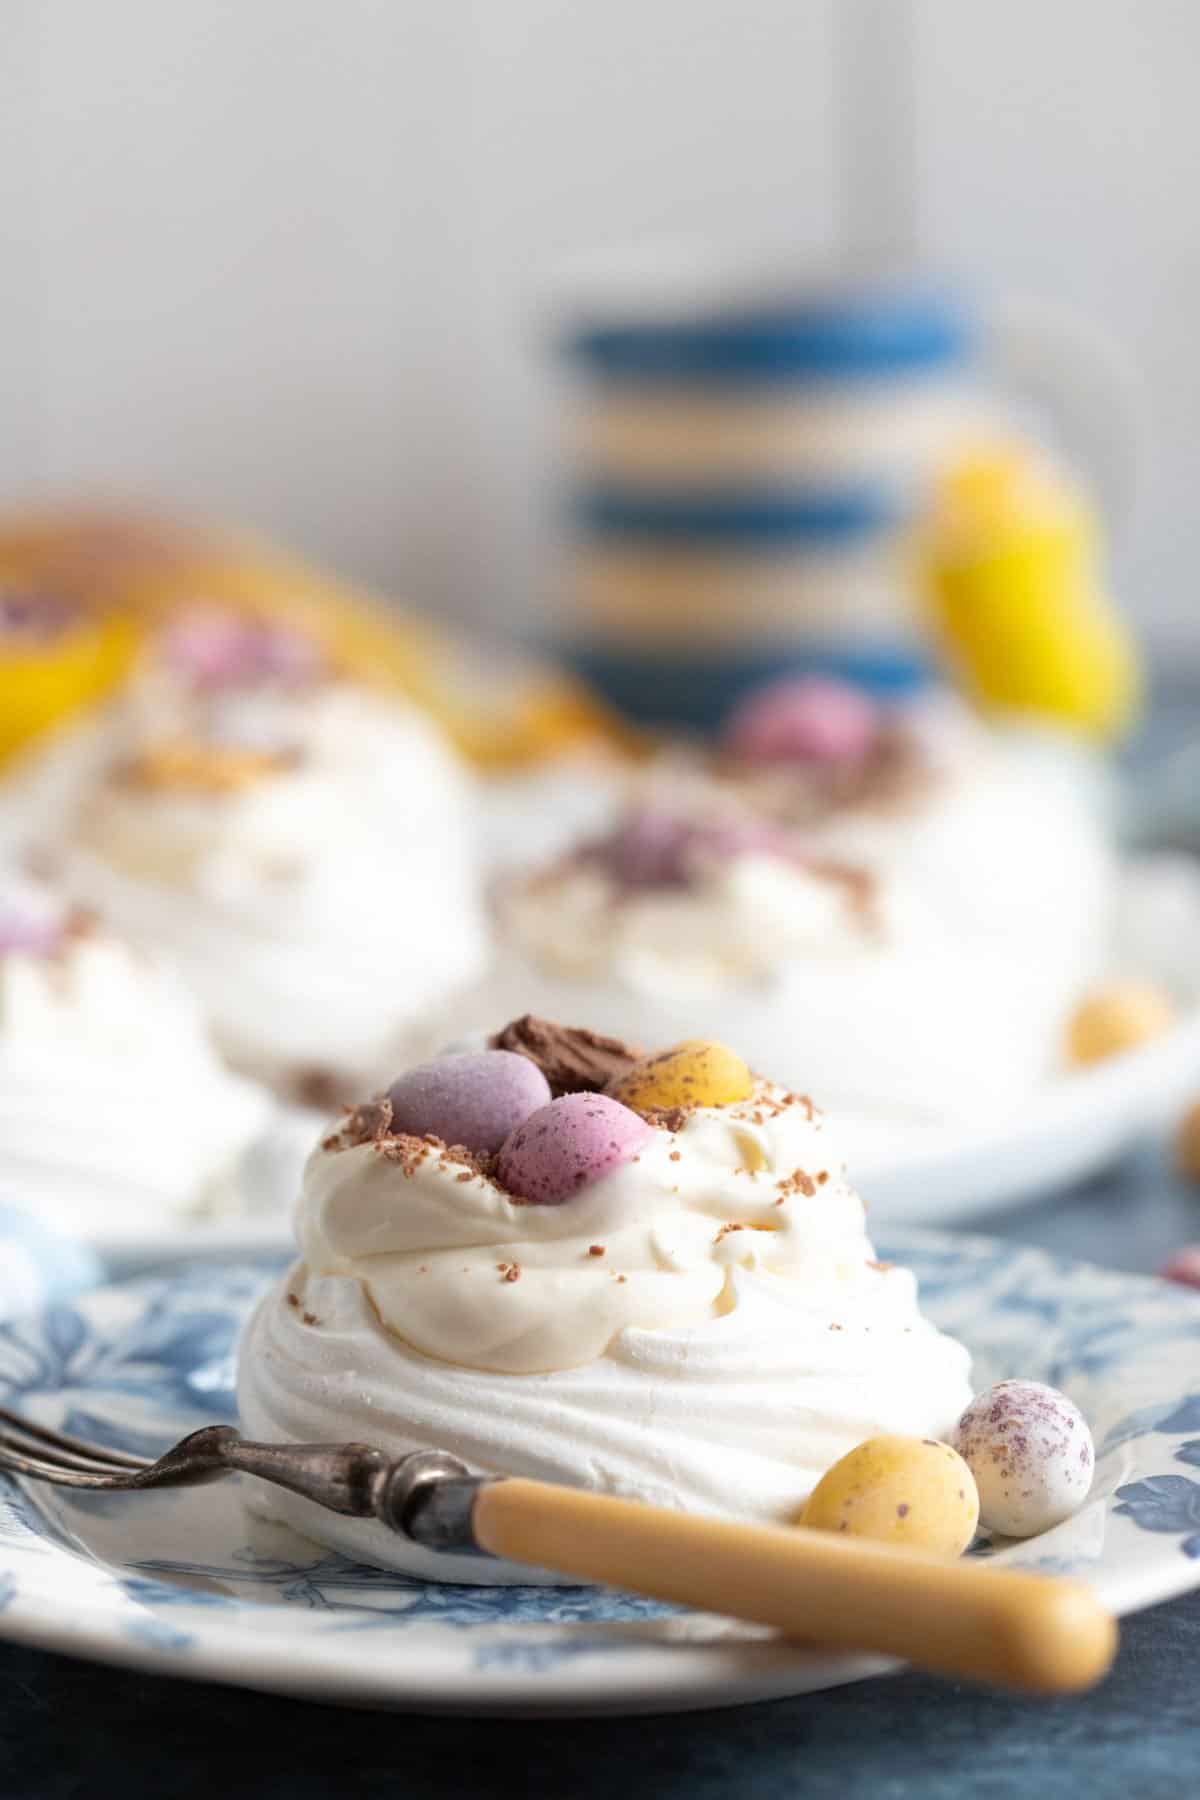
[1,1231,1198,1715]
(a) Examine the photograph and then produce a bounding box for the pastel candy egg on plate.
[1174,1099,1200,1182]
[1160,1245,1200,1289]
[497,1092,654,1204]
[723,675,880,765]
[608,1039,753,1112]
[953,1379,1094,1538]
[386,1050,551,1155]
[1065,980,1174,1067]
[801,1435,979,1557]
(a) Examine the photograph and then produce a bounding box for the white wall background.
[1,0,1197,659]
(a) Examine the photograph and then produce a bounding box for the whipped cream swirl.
[453,713,1114,1124]
[0,902,272,1232]
[238,1082,972,1580]
[41,685,486,1090]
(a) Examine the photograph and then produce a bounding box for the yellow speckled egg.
[800,1435,980,1557]
[1066,981,1174,1068]
[607,1039,753,1111]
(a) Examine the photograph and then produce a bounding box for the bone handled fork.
[0,1404,1117,1695]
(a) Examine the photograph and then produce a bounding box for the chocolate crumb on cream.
[490,1014,642,1096]
[641,1106,692,1132]
[325,1101,499,1183]
[323,1096,395,1151]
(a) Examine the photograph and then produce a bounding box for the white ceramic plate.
[1,1232,1198,1715]
[842,1006,1200,1224]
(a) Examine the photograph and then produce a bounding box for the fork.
[0,1402,1116,1694]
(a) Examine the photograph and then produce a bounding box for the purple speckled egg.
[386,1051,551,1155]
[953,1379,1094,1539]
[591,809,695,890]
[496,1092,654,1205]
[589,809,809,893]
[723,675,879,765]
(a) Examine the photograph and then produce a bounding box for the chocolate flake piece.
[325,1096,395,1151]
[490,1015,643,1096]
[297,1065,355,1114]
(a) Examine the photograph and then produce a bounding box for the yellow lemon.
[801,1435,979,1558]
[608,1039,753,1111]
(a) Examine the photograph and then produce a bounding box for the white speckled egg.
[952,1379,1094,1539]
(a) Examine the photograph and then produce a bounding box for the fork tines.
[0,1402,150,1476]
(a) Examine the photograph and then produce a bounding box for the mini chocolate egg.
[1160,1246,1200,1290]
[953,1379,1094,1538]
[800,1435,979,1557]
[1174,1099,1200,1183]
[497,1092,654,1204]
[608,1039,753,1111]
[386,1050,551,1155]
[1065,980,1174,1067]
[723,675,879,765]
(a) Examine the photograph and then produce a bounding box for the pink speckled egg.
[1160,1246,1200,1290]
[497,1092,654,1205]
[386,1051,551,1155]
[953,1379,1094,1539]
[723,675,880,765]
[0,913,62,957]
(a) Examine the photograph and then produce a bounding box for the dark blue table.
[0,1589,1196,1800]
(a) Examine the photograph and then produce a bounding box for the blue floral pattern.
[1114,1476,1200,1558]
[0,1232,1197,1709]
